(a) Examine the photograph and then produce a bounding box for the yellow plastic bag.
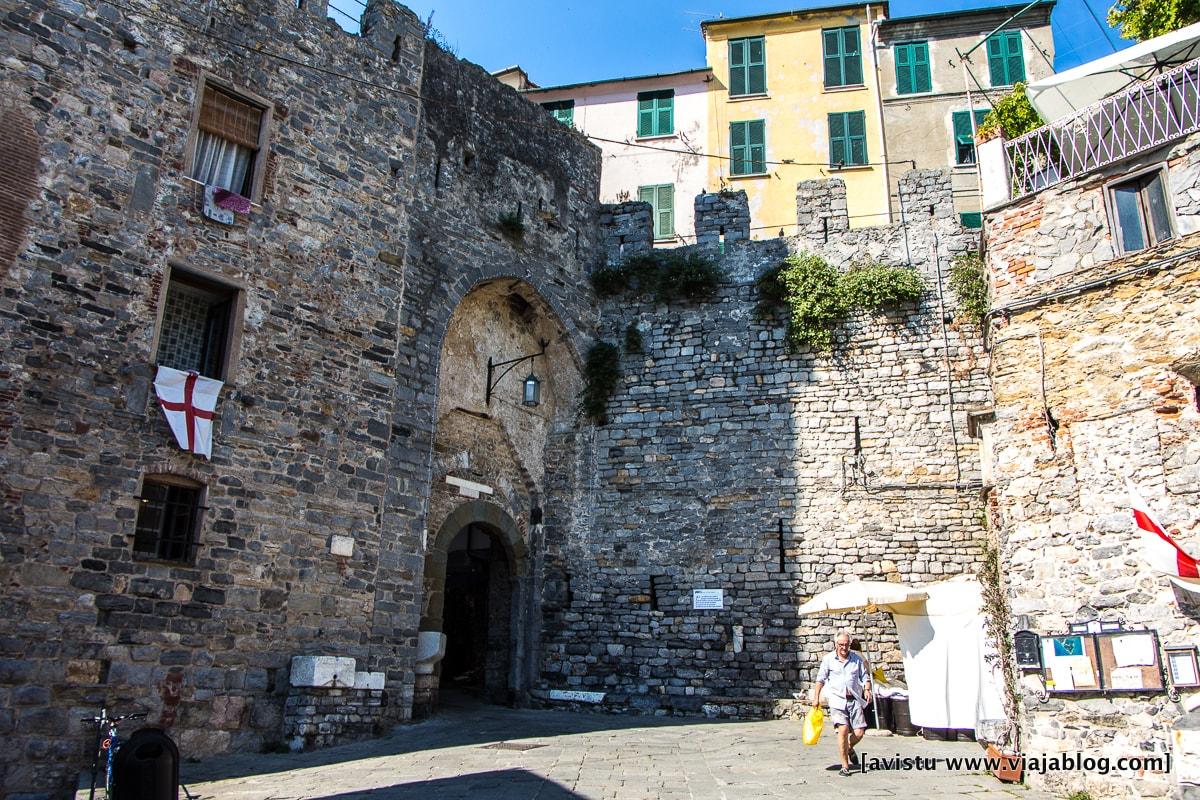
[802,705,824,746]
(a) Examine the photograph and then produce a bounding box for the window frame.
[828,111,868,168]
[151,262,246,385]
[823,26,864,89]
[1105,165,1175,255]
[986,30,1025,88]
[132,474,207,565]
[952,109,991,166]
[636,90,675,138]
[729,119,767,177]
[894,41,931,95]
[183,75,272,203]
[728,36,767,98]
[541,99,575,127]
[638,183,676,240]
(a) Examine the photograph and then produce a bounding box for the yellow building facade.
[703,3,891,235]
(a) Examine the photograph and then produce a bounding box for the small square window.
[156,268,239,381]
[542,100,574,127]
[952,109,990,165]
[189,81,268,200]
[637,90,674,137]
[1109,169,1174,254]
[133,476,204,563]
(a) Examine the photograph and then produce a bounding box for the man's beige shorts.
[829,702,867,731]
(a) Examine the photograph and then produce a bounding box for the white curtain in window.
[190,131,253,194]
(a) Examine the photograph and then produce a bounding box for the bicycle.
[82,708,147,799]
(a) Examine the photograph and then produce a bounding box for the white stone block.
[354,671,386,690]
[446,475,493,498]
[415,631,447,675]
[330,535,354,557]
[978,137,1011,210]
[548,689,605,704]
[290,655,357,688]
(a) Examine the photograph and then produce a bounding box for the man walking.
[811,630,872,776]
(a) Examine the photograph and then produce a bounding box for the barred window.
[155,268,238,381]
[133,476,205,563]
[189,82,266,198]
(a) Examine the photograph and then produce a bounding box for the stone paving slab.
[112,700,1050,800]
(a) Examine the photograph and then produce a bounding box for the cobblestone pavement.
[166,696,1048,800]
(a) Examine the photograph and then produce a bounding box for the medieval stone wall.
[984,137,1200,798]
[0,0,602,795]
[536,174,991,714]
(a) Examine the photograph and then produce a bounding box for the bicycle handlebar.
[81,712,147,725]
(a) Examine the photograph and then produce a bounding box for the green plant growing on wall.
[949,253,989,326]
[590,250,723,303]
[838,260,924,310]
[580,341,620,423]
[623,323,644,355]
[497,211,525,240]
[757,254,925,351]
[979,543,1020,745]
[1107,0,1200,41]
[975,84,1044,143]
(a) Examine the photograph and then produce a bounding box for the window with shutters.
[952,109,990,165]
[133,475,205,564]
[729,120,767,176]
[188,81,269,200]
[155,266,242,382]
[638,184,675,239]
[1107,168,1174,254]
[986,31,1025,87]
[823,26,863,89]
[637,91,674,137]
[542,100,574,127]
[828,111,867,167]
[728,37,766,97]
[894,41,931,95]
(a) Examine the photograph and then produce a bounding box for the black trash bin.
[874,696,894,732]
[891,697,918,736]
[113,727,179,800]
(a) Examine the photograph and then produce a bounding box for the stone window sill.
[727,172,769,180]
[728,93,768,102]
[823,84,866,94]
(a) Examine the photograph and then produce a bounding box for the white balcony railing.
[1004,57,1200,199]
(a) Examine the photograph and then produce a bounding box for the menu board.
[1041,630,1164,694]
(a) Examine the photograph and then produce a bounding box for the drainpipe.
[867,3,893,224]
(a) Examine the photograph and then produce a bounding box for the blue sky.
[329,0,1131,86]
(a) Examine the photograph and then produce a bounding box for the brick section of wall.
[0,98,39,277]
[544,171,989,715]
[694,190,750,247]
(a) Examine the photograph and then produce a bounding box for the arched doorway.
[441,522,512,703]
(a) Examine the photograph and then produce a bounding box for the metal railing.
[1005,56,1200,199]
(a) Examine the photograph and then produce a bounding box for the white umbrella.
[799,579,928,732]
[1026,22,1200,122]
[798,580,928,616]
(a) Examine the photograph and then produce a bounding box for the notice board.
[1041,630,1163,694]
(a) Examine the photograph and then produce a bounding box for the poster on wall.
[693,589,724,610]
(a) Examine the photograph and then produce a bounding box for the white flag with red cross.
[1128,480,1200,591]
[153,366,223,459]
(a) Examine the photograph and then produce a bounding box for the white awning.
[797,580,928,615]
[1027,22,1200,121]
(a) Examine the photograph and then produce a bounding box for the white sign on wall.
[692,588,724,610]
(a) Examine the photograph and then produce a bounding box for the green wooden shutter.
[1005,32,1025,84]
[638,185,655,205]
[748,120,765,173]
[657,185,674,238]
[895,43,913,95]
[987,35,1005,86]
[829,112,846,166]
[912,42,931,93]
[637,95,654,137]
[730,121,748,174]
[842,27,862,86]
[847,111,866,165]
[730,39,747,96]
[747,37,766,95]
[824,29,842,87]
[658,93,674,136]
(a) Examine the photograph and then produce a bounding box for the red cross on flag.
[1128,480,1200,591]
[154,366,223,459]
